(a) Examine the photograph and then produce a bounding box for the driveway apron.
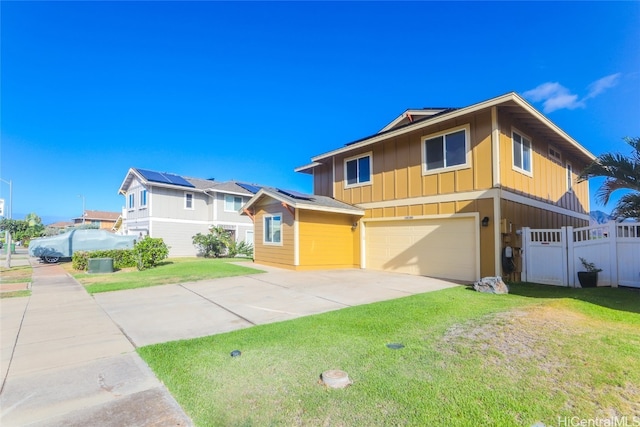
[0,261,192,427]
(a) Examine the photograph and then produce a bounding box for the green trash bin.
[4,244,15,254]
[88,258,114,274]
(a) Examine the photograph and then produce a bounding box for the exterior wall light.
[482,217,490,227]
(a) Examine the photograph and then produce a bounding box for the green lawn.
[139,283,640,426]
[73,258,265,294]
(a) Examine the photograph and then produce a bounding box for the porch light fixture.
[482,217,490,227]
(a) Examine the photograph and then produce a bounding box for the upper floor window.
[224,195,243,212]
[184,192,194,209]
[566,162,573,192]
[128,193,135,210]
[264,213,282,245]
[512,129,533,175]
[548,145,562,164]
[140,189,147,208]
[344,153,372,188]
[422,125,470,174]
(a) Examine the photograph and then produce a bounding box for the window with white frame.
[140,189,147,208]
[344,153,371,187]
[512,130,533,175]
[566,162,573,192]
[224,195,243,212]
[128,193,135,210]
[264,213,282,244]
[184,192,194,209]
[422,125,469,174]
[548,145,562,164]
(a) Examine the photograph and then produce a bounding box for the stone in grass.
[473,276,509,294]
[320,370,352,389]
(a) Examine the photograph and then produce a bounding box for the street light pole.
[1,178,13,268]
[78,194,85,225]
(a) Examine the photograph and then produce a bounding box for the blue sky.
[1,1,639,224]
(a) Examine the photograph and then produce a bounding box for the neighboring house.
[73,210,120,230]
[118,168,256,257]
[243,92,594,282]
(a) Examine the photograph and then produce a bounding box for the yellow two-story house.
[242,92,594,282]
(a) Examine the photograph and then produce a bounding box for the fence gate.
[522,222,640,288]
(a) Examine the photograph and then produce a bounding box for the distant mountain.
[590,210,613,224]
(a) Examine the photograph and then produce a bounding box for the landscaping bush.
[133,237,169,270]
[192,226,231,258]
[227,240,253,258]
[72,249,137,271]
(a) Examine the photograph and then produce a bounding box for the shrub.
[133,237,169,270]
[192,226,231,258]
[227,240,254,258]
[72,249,138,271]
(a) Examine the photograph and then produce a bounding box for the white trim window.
[263,213,282,245]
[128,193,135,210]
[422,125,470,175]
[548,145,562,164]
[184,192,194,210]
[512,129,533,175]
[140,189,147,208]
[224,195,243,212]
[566,162,573,193]
[344,152,372,188]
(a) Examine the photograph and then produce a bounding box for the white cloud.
[522,82,583,113]
[585,73,621,100]
[522,73,621,113]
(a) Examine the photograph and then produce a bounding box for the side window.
[224,195,243,212]
[185,192,194,209]
[264,214,282,244]
[140,189,147,208]
[512,130,533,175]
[344,153,372,187]
[128,193,135,209]
[566,162,573,192]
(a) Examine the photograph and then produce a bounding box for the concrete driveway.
[94,266,461,347]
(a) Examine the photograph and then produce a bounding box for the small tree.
[133,237,169,270]
[579,136,640,220]
[192,226,232,258]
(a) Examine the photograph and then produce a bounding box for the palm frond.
[612,192,640,220]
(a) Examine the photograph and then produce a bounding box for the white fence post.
[566,226,575,287]
[521,227,529,283]
[609,221,618,288]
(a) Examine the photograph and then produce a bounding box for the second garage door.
[364,217,478,282]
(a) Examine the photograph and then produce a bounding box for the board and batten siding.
[297,210,359,269]
[497,114,590,214]
[253,200,295,269]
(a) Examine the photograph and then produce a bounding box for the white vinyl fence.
[521,222,640,288]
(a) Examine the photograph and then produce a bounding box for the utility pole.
[1,178,13,268]
[79,194,85,224]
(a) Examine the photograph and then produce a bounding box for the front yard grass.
[139,283,640,426]
[71,258,264,294]
[1,264,32,298]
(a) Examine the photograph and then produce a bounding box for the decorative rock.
[473,276,509,294]
[321,370,352,389]
[230,350,241,357]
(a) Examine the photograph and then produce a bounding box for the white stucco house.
[118,168,257,257]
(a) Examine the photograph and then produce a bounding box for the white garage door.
[365,217,478,282]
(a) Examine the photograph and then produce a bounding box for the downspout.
[491,106,502,277]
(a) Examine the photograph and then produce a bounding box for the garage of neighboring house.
[362,214,480,282]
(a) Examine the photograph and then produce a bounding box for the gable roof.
[75,210,120,221]
[296,92,595,173]
[242,187,364,216]
[118,168,256,197]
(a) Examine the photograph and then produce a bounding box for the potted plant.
[577,257,602,288]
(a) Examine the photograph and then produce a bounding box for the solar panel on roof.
[276,188,313,200]
[137,169,194,188]
[237,183,262,194]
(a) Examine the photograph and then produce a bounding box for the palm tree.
[579,137,640,220]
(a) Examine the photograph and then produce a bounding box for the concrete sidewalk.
[0,261,192,427]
